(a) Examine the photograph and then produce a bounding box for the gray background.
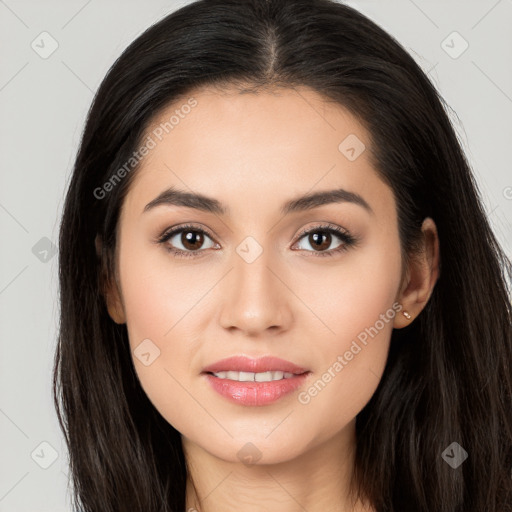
[1,1,511,510]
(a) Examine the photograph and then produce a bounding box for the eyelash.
[156,222,358,259]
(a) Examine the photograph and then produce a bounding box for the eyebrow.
[143,186,374,216]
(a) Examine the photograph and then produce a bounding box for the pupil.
[311,232,330,251]
[183,230,203,250]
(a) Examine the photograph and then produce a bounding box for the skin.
[99,85,440,512]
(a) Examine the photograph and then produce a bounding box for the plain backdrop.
[0,1,511,510]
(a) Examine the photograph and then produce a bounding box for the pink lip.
[202,355,308,374]
[202,356,311,406]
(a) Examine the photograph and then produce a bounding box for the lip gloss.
[203,372,310,406]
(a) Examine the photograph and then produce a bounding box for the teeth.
[212,370,296,381]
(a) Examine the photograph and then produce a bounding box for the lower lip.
[203,372,310,406]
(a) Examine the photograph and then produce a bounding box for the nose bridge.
[218,236,291,334]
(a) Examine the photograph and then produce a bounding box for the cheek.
[292,226,402,346]
[293,231,402,423]
[117,241,203,413]
[119,236,202,347]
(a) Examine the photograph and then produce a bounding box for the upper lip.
[202,356,309,375]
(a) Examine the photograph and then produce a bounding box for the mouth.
[205,370,299,382]
[202,355,309,375]
[201,355,311,406]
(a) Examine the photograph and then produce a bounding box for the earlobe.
[95,234,126,325]
[393,217,440,329]
[106,291,127,325]
[104,274,126,324]
[393,305,413,329]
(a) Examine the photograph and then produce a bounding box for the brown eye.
[295,227,346,254]
[180,230,205,251]
[293,223,357,257]
[307,231,333,252]
[157,224,217,258]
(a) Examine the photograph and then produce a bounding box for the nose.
[218,249,293,337]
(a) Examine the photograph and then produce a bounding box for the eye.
[156,222,358,259]
[292,223,358,257]
[156,223,218,258]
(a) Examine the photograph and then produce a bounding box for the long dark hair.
[53,0,512,510]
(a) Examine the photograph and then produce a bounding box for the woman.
[53,0,512,510]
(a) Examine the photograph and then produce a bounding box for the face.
[106,86,405,465]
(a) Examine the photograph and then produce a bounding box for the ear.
[95,234,126,325]
[394,217,440,328]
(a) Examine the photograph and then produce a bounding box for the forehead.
[138,85,369,173]
[121,85,393,224]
